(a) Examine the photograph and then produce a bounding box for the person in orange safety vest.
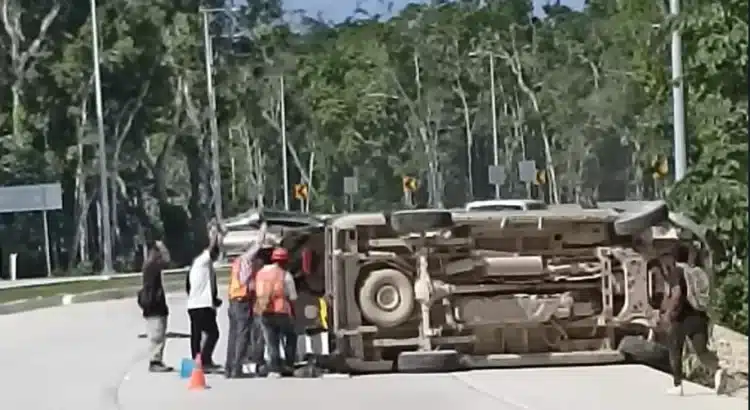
[253,247,298,377]
[224,222,268,378]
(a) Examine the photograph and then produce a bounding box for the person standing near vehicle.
[225,222,268,378]
[138,240,173,372]
[186,223,223,373]
[660,247,727,396]
[254,247,298,378]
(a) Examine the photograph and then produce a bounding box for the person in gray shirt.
[225,222,268,378]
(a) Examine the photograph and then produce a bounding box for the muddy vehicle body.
[319,201,714,372]
[218,203,714,373]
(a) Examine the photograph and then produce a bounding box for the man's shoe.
[280,365,294,377]
[242,363,258,374]
[148,362,174,373]
[203,362,223,374]
[714,369,728,395]
[666,385,684,396]
[225,366,255,379]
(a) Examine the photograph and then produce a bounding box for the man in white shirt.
[186,224,223,372]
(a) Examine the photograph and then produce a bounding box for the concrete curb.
[0,281,219,316]
[0,263,232,291]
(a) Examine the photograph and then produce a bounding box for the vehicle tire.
[390,210,454,234]
[397,350,462,373]
[612,200,669,236]
[617,335,671,373]
[358,269,415,328]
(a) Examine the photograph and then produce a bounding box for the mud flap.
[607,201,669,236]
[397,350,462,373]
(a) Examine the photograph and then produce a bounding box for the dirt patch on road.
[685,324,748,398]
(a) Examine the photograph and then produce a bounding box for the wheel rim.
[375,284,400,311]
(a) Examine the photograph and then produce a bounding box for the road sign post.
[293,183,308,212]
[0,183,62,278]
[518,160,536,199]
[488,165,506,198]
[343,176,358,212]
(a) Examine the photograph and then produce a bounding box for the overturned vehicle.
[227,202,715,373]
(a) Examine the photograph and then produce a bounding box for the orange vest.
[253,264,290,315]
[227,257,249,301]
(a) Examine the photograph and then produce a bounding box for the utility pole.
[201,8,224,221]
[471,50,502,199]
[669,0,687,181]
[280,76,289,211]
[90,0,113,274]
[488,53,500,198]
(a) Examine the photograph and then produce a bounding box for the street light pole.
[201,8,224,222]
[279,76,289,211]
[90,0,113,274]
[488,53,500,199]
[669,0,687,181]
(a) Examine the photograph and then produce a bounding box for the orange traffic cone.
[187,354,207,390]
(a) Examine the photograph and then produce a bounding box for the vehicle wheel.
[390,210,454,234]
[397,350,462,373]
[358,269,415,328]
[613,201,669,236]
[617,335,671,373]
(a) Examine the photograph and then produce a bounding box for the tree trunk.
[455,81,474,200]
[10,83,22,144]
[70,97,91,269]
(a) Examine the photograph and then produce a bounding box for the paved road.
[0,296,745,410]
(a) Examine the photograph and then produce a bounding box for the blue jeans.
[256,313,297,373]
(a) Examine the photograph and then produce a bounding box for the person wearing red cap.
[253,247,298,377]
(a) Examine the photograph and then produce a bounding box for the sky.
[282,0,587,23]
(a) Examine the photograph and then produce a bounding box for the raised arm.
[283,270,298,302]
[238,222,269,285]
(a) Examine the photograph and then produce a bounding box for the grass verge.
[0,268,230,304]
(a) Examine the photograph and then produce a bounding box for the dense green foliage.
[0,0,746,331]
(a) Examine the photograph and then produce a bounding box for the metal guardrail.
[0,263,231,291]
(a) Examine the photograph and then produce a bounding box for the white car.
[464,199,548,211]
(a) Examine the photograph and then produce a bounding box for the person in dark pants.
[254,247,298,378]
[186,224,223,373]
[137,240,173,372]
[247,246,275,373]
[225,222,268,378]
[660,251,727,396]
